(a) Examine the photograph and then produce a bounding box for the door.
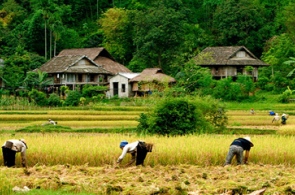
[113,82,119,96]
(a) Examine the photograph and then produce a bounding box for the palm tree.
[285,57,295,77]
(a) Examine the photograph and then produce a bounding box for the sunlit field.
[1,106,295,194]
[2,133,295,194]
[1,133,295,167]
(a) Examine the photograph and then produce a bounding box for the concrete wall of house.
[109,75,133,98]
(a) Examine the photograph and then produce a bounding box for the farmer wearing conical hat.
[224,136,254,166]
[117,140,153,167]
[2,139,28,168]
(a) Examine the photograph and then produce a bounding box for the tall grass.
[1,133,295,167]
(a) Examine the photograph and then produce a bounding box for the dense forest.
[1,0,295,102]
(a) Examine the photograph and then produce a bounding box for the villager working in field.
[117,140,153,167]
[250,108,255,115]
[48,119,57,125]
[2,139,28,168]
[269,110,275,116]
[224,136,254,166]
[272,113,280,123]
[281,113,288,125]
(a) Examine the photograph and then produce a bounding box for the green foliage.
[64,90,82,106]
[213,0,267,55]
[212,76,255,101]
[278,86,295,103]
[192,96,228,132]
[175,58,214,95]
[256,76,270,90]
[24,70,52,91]
[28,89,48,106]
[137,98,203,136]
[99,8,133,63]
[82,84,108,98]
[47,93,61,106]
[137,96,228,136]
[261,34,295,82]
[131,1,201,74]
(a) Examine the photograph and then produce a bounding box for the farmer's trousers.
[2,146,16,167]
[224,145,244,165]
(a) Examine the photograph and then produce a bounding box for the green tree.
[261,34,295,92]
[285,57,295,77]
[24,70,52,91]
[137,98,207,136]
[213,0,268,55]
[99,8,134,64]
[175,59,214,95]
[131,1,200,74]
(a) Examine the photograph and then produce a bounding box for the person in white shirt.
[272,113,280,123]
[2,139,28,167]
[117,140,153,167]
[48,119,57,125]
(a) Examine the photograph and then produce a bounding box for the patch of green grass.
[220,128,277,135]
[15,125,136,133]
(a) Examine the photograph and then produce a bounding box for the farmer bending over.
[2,139,28,168]
[117,140,153,167]
[224,136,254,166]
[281,113,288,125]
[272,113,280,123]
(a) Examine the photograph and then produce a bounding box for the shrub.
[64,90,82,106]
[82,84,108,98]
[28,89,48,106]
[137,98,209,136]
[47,93,61,106]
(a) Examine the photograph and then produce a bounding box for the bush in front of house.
[28,89,48,106]
[82,84,108,98]
[48,93,62,106]
[64,90,82,106]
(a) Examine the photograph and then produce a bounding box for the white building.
[109,72,140,98]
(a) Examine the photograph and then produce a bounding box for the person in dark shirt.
[224,136,254,166]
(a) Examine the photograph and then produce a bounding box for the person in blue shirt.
[224,136,254,166]
[269,111,275,116]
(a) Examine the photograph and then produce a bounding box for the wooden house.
[57,47,131,74]
[195,46,269,81]
[35,55,112,90]
[129,68,176,96]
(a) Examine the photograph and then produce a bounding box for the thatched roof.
[195,46,268,66]
[130,68,176,83]
[58,47,131,74]
[36,55,110,74]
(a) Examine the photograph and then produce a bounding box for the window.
[67,74,75,82]
[236,51,246,58]
[78,74,83,82]
[122,84,126,92]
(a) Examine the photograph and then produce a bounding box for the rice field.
[1,133,295,194]
[1,107,295,194]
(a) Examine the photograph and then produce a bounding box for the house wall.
[210,66,258,79]
[109,75,133,98]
